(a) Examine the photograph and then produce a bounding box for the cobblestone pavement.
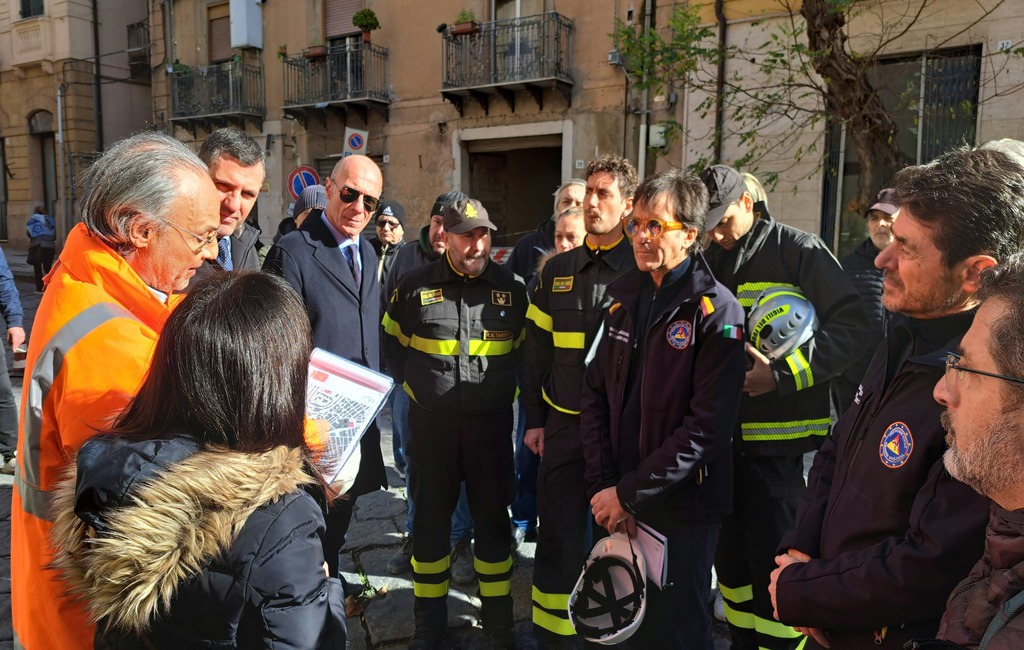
[0,245,732,650]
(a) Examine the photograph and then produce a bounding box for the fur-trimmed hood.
[51,435,315,635]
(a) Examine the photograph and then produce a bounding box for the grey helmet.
[748,288,818,360]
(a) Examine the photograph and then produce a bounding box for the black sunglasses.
[331,178,380,213]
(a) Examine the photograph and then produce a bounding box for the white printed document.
[306,348,393,485]
[635,521,668,589]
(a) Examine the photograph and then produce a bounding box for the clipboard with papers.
[635,521,668,589]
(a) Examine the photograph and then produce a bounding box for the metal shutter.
[209,14,232,63]
[325,0,362,38]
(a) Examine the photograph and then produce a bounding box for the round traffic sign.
[348,133,364,151]
[288,166,320,201]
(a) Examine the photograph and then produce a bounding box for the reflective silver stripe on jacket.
[16,302,137,521]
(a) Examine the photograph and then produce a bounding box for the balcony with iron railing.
[169,59,264,130]
[283,42,390,125]
[441,12,573,115]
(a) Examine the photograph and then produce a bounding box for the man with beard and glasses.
[928,255,1024,649]
[768,144,1024,650]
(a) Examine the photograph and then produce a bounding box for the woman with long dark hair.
[50,271,346,648]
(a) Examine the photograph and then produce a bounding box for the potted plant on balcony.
[451,9,479,36]
[352,8,380,43]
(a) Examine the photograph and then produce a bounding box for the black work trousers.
[408,401,516,636]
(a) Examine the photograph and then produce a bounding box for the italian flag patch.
[723,324,743,340]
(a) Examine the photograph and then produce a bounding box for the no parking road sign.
[288,166,320,201]
[342,127,369,157]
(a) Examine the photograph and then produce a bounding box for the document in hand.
[635,521,668,589]
[306,348,394,484]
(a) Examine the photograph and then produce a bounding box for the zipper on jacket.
[874,626,887,645]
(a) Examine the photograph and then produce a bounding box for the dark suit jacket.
[263,211,386,497]
[185,222,263,291]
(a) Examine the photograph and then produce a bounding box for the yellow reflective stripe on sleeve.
[532,586,570,610]
[736,282,799,307]
[754,614,804,640]
[542,387,580,416]
[527,303,553,332]
[409,335,458,356]
[740,418,830,442]
[479,579,512,597]
[411,555,450,575]
[718,582,753,603]
[533,606,577,636]
[552,331,585,349]
[413,580,449,598]
[784,349,813,391]
[475,556,513,575]
[467,339,516,356]
[382,312,410,347]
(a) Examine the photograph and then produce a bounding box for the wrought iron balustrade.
[170,60,264,119]
[283,42,389,108]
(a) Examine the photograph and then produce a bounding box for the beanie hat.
[374,200,407,227]
[293,184,327,217]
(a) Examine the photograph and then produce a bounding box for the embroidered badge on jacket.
[552,276,574,292]
[880,421,914,468]
[421,289,443,306]
[666,320,693,350]
[492,290,512,306]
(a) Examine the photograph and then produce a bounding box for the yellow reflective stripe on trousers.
[552,331,585,349]
[532,585,570,610]
[741,418,830,442]
[527,303,553,332]
[784,349,813,391]
[719,582,753,603]
[541,387,580,415]
[409,335,459,355]
[533,587,575,635]
[381,312,410,346]
[19,302,136,521]
[723,601,755,629]
[736,282,799,307]
[476,556,512,597]
[414,579,450,598]
[480,579,511,597]
[412,555,450,574]
[755,614,804,639]
[412,554,450,598]
[475,556,513,574]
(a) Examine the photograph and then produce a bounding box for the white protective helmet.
[567,532,647,644]
[748,288,818,360]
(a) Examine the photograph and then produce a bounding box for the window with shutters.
[324,0,361,39]
[208,4,232,63]
[20,0,43,19]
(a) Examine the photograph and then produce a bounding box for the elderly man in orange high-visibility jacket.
[11,132,220,650]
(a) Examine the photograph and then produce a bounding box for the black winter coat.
[581,254,746,522]
[51,435,347,649]
[776,313,989,650]
[834,238,889,413]
[505,218,556,285]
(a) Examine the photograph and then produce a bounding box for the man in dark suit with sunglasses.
[264,154,388,583]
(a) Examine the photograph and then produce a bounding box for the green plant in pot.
[353,8,380,42]
[451,9,479,36]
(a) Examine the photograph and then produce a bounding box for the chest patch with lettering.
[484,330,513,341]
[666,320,693,350]
[492,290,512,306]
[552,276,574,292]
[879,421,914,468]
[420,288,443,306]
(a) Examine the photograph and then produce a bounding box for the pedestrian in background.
[25,205,55,293]
[0,247,24,474]
[51,272,348,649]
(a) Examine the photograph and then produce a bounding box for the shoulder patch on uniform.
[484,330,513,341]
[879,422,914,468]
[699,295,715,317]
[421,288,443,306]
[722,324,743,340]
[666,320,693,350]
[492,290,512,306]
[552,276,574,292]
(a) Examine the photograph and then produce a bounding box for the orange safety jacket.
[11,223,184,650]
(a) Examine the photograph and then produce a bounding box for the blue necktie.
[343,245,361,290]
[217,237,233,271]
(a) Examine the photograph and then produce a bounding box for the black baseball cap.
[431,190,468,217]
[699,165,747,231]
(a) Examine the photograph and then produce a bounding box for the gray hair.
[80,131,210,257]
[555,205,584,223]
[198,127,265,168]
[552,179,586,215]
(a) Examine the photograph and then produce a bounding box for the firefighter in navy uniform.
[521,155,639,647]
[699,165,867,650]
[382,198,527,650]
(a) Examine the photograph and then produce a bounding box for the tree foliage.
[614,0,1023,211]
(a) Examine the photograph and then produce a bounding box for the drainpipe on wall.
[637,0,653,179]
[92,0,103,150]
[713,0,726,164]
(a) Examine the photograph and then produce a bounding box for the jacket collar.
[418,225,442,261]
[299,213,366,298]
[567,232,634,274]
[60,223,184,324]
[609,252,719,321]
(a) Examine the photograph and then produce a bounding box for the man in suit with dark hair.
[263,154,388,581]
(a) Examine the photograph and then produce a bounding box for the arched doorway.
[28,110,57,220]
